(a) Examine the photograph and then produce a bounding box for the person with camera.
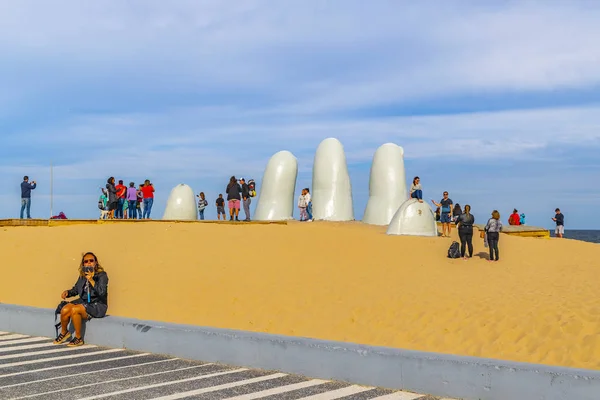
[20,175,37,219]
[53,252,109,347]
[141,179,155,219]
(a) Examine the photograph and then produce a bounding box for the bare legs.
[60,303,88,338]
[442,222,452,237]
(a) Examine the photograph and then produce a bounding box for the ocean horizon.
[555,230,600,244]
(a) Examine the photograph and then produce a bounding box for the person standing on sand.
[126,182,137,219]
[432,191,453,237]
[552,208,565,238]
[141,180,155,219]
[105,177,117,219]
[20,176,37,219]
[453,203,462,224]
[305,188,313,222]
[226,176,242,221]
[409,177,423,202]
[240,178,251,221]
[197,192,208,220]
[216,194,226,220]
[456,205,475,260]
[115,180,127,219]
[298,188,309,221]
[485,210,503,262]
[136,184,144,219]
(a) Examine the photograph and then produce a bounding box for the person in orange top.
[141,180,155,219]
[508,209,520,225]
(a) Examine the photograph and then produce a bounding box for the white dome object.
[311,138,354,221]
[254,150,298,221]
[363,143,407,225]
[162,184,198,220]
[386,198,438,237]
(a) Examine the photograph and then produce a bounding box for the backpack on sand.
[248,179,256,197]
[447,241,460,259]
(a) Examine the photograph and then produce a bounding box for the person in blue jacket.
[20,176,37,219]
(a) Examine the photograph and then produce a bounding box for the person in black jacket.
[105,177,117,219]
[53,252,109,347]
[456,204,475,259]
[240,178,251,222]
[226,176,242,221]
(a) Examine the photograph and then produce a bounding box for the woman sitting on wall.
[53,252,109,347]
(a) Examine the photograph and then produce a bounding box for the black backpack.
[447,241,460,259]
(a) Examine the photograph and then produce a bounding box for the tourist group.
[410,176,565,262]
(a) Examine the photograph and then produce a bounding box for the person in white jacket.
[298,189,309,221]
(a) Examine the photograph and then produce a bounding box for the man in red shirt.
[115,180,127,219]
[140,180,155,219]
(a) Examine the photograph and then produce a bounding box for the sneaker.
[67,337,84,347]
[53,331,71,344]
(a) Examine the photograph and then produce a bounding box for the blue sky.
[1,1,600,229]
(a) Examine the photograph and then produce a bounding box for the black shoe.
[53,331,71,344]
[235,217,239,221]
[67,336,84,347]
[230,217,233,221]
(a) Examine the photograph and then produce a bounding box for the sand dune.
[0,221,598,370]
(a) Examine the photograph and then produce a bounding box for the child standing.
[197,192,208,220]
[298,189,309,221]
[215,194,226,220]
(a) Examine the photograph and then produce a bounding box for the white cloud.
[1,1,600,115]
[1,1,599,227]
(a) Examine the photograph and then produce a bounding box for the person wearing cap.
[240,178,251,221]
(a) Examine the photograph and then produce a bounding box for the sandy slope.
[0,221,598,369]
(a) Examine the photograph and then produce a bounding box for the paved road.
[0,331,451,400]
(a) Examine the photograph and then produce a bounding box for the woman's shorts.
[108,201,118,211]
[228,199,240,210]
[83,302,108,319]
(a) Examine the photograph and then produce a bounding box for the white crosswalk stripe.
[0,358,179,389]
[13,364,215,399]
[295,385,373,399]
[147,373,289,400]
[0,337,51,347]
[221,379,328,399]
[78,368,251,400]
[370,392,425,399]
[0,348,124,368]
[0,334,29,341]
[0,332,438,400]
[0,342,62,353]
[0,344,96,360]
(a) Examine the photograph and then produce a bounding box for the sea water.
[553,230,600,244]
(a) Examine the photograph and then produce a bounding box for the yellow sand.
[0,222,599,370]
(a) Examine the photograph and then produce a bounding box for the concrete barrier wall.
[1,303,599,400]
